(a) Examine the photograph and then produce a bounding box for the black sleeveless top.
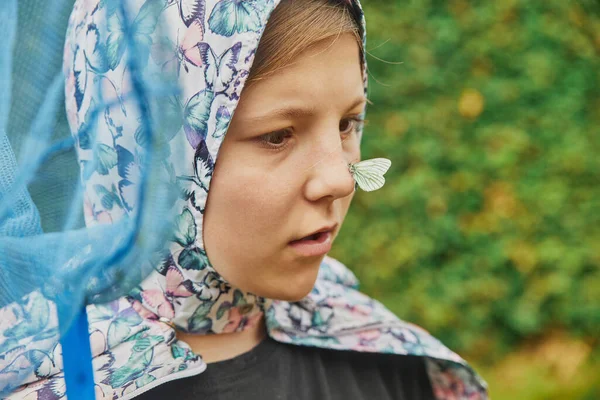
[138,336,436,400]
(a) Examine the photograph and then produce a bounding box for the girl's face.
[203,34,364,301]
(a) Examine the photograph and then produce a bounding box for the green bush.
[332,0,600,365]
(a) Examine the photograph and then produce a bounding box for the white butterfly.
[348,158,392,192]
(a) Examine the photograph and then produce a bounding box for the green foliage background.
[331,1,600,398]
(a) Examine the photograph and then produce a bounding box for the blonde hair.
[248,0,364,83]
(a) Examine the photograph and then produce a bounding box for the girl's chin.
[245,263,322,302]
[213,255,324,301]
[266,285,315,302]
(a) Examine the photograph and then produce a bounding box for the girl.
[10,0,487,398]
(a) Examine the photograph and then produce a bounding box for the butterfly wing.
[214,42,241,92]
[133,0,165,37]
[84,25,109,74]
[130,0,165,66]
[178,0,206,28]
[352,158,391,192]
[95,144,118,175]
[166,266,193,298]
[176,175,197,201]
[235,1,262,33]
[173,208,197,248]
[208,0,237,37]
[94,184,123,210]
[183,89,215,148]
[115,145,137,210]
[105,0,163,69]
[115,145,134,179]
[140,289,175,319]
[150,35,174,65]
[181,21,204,67]
[198,42,217,89]
[151,36,182,75]
[212,105,231,138]
[117,179,135,211]
[194,139,214,189]
[106,12,126,70]
[176,175,206,213]
[73,46,88,111]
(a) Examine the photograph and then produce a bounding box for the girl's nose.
[303,140,356,202]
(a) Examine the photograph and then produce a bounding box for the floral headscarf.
[3,0,487,398]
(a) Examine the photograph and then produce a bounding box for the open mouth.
[288,230,333,257]
[298,232,325,242]
[291,230,329,244]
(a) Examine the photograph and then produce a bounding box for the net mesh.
[0,0,185,395]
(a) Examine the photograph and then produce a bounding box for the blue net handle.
[59,308,95,400]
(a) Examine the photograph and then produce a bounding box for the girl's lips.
[288,231,332,257]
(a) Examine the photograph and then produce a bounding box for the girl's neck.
[176,315,267,364]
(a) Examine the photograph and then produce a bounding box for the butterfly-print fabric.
[1,0,487,399]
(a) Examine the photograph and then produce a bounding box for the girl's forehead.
[236,35,365,117]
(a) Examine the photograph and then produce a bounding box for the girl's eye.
[258,129,293,150]
[339,116,364,136]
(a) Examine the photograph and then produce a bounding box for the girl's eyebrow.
[244,96,368,124]
[347,96,368,111]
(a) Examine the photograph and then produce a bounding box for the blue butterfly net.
[0,0,185,396]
